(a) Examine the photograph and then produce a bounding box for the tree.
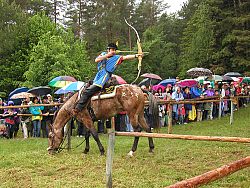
[179,1,215,76]
[23,14,92,87]
[0,0,28,94]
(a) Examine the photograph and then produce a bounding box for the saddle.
[91,85,119,101]
[91,76,121,101]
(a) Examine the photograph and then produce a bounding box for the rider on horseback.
[72,43,141,116]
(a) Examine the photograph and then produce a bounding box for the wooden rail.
[115,132,250,143]
[166,156,250,188]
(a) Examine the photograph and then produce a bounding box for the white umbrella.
[10,92,35,99]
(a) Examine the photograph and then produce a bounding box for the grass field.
[0,107,249,188]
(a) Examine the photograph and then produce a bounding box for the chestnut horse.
[47,84,159,156]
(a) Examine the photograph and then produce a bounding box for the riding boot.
[72,85,101,116]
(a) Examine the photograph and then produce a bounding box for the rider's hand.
[135,53,144,58]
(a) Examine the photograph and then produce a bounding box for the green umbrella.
[48,76,77,88]
[241,77,250,84]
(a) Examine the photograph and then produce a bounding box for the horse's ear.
[48,124,53,131]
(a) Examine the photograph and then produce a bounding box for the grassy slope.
[0,107,249,188]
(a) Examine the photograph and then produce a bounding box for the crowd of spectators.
[0,79,249,139]
[148,81,250,126]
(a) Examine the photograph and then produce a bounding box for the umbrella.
[152,85,166,92]
[112,75,127,84]
[138,78,161,87]
[141,73,162,80]
[48,76,77,88]
[187,67,213,77]
[10,92,35,99]
[158,79,176,87]
[9,87,29,99]
[207,75,223,82]
[27,86,51,96]
[222,76,234,82]
[54,88,69,95]
[224,72,242,77]
[178,79,198,88]
[61,81,85,91]
[241,77,250,84]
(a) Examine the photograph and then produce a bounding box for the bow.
[124,18,143,84]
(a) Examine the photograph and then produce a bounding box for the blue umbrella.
[54,88,69,95]
[9,87,29,99]
[8,87,29,105]
[61,81,85,91]
[158,79,176,87]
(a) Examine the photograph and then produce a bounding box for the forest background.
[0,0,249,96]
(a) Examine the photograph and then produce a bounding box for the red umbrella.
[178,79,198,87]
[141,73,162,80]
[112,75,127,84]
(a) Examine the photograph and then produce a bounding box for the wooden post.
[168,104,173,134]
[106,117,115,188]
[230,99,234,125]
[218,98,222,119]
[166,156,250,188]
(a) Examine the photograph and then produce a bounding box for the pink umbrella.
[141,73,162,80]
[112,75,127,84]
[152,85,166,92]
[178,79,198,87]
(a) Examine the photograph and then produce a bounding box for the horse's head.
[47,124,62,154]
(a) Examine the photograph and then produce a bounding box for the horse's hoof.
[83,149,89,154]
[149,148,154,153]
[127,150,134,157]
[100,152,105,156]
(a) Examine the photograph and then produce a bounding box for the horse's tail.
[148,93,160,131]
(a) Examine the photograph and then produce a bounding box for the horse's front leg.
[83,130,90,154]
[89,127,105,155]
[77,112,105,156]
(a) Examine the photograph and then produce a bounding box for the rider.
[72,43,142,116]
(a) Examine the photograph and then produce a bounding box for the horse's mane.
[52,93,78,124]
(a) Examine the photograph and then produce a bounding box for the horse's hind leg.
[128,126,141,157]
[138,113,154,153]
[83,130,90,154]
[127,114,141,157]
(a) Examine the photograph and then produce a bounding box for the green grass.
[0,108,250,188]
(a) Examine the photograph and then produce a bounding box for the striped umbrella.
[48,76,77,88]
[61,81,85,91]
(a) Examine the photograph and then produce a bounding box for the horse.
[47,84,159,157]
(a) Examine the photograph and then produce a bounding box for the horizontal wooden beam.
[115,132,250,143]
[166,156,250,188]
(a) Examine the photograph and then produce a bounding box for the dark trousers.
[76,120,86,136]
[76,85,101,110]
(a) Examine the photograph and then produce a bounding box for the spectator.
[204,85,214,119]
[29,97,44,137]
[3,101,17,139]
[197,93,205,121]
[76,120,85,137]
[172,87,184,124]
[20,100,31,139]
[183,87,192,124]
[41,96,50,138]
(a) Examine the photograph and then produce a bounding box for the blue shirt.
[93,52,122,88]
